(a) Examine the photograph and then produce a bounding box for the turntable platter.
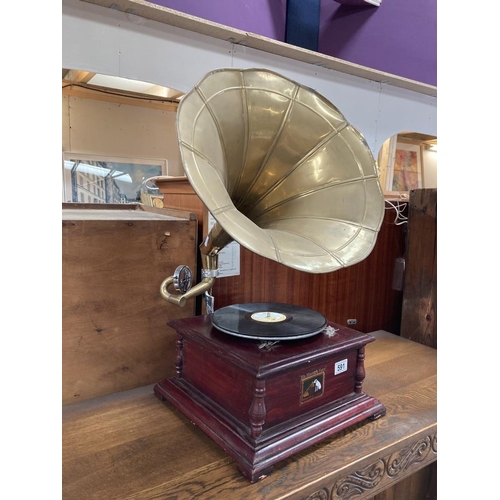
[211,303,327,340]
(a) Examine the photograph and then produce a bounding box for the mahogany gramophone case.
[154,312,386,482]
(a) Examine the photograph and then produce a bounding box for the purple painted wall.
[154,0,288,41]
[150,0,436,87]
[319,0,436,86]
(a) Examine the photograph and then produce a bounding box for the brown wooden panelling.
[212,205,407,334]
[400,189,437,348]
[62,203,198,404]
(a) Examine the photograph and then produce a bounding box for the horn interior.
[176,68,384,273]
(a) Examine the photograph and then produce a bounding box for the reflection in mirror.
[62,69,186,205]
[62,153,167,204]
[62,69,184,100]
[377,132,437,199]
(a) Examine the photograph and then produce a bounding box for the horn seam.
[255,215,378,234]
[249,175,379,221]
[229,71,250,198]
[267,226,360,265]
[236,84,301,208]
[244,123,350,218]
[194,85,230,189]
[340,128,378,228]
[210,204,236,215]
[260,215,379,231]
[231,93,349,214]
[264,231,284,265]
[178,141,228,212]
[275,243,346,266]
[208,212,283,265]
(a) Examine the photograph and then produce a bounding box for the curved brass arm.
[160,251,220,308]
[160,275,216,307]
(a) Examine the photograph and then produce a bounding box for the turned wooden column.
[249,379,266,439]
[174,335,184,378]
[355,346,366,393]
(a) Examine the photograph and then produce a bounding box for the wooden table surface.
[62,331,437,500]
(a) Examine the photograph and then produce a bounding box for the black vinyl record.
[211,302,327,340]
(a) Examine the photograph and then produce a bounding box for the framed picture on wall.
[62,153,168,204]
[385,138,422,192]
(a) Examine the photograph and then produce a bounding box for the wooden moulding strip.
[80,0,437,97]
[62,80,179,112]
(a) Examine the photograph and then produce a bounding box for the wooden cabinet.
[155,176,208,241]
[62,203,198,404]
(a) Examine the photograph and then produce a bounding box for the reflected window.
[62,154,167,203]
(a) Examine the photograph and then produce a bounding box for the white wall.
[62,94,183,174]
[422,149,438,188]
[62,0,437,159]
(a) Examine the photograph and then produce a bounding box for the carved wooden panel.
[372,462,436,500]
[301,433,437,500]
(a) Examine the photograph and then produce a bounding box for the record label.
[250,311,287,323]
[211,303,327,340]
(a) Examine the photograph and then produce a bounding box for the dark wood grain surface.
[62,330,436,499]
[400,188,437,348]
[62,203,198,404]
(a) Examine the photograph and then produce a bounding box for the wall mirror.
[62,152,168,204]
[377,132,437,200]
[62,69,185,205]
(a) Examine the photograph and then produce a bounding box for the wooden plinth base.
[155,379,385,482]
[154,314,386,482]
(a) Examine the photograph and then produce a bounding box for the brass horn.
[160,68,384,309]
